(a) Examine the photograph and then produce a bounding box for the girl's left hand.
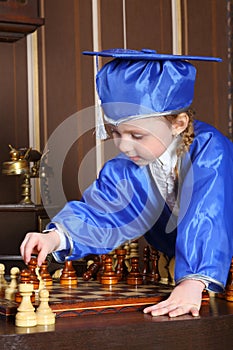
[143,279,205,318]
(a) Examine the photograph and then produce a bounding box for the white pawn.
[36,288,56,325]
[5,267,20,300]
[35,267,45,294]
[0,263,8,287]
[15,283,37,327]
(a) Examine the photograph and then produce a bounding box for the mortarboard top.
[83,49,222,137]
[83,48,222,62]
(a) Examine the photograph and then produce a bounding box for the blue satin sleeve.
[175,121,233,292]
[51,155,164,262]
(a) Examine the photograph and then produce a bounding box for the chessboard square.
[118,292,145,297]
[75,294,101,299]
[87,290,118,295]
[52,293,75,298]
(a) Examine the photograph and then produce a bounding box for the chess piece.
[0,263,8,298]
[109,249,118,271]
[126,256,143,285]
[35,267,46,294]
[149,248,160,283]
[115,249,126,281]
[39,260,53,286]
[123,242,131,273]
[15,269,35,303]
[142,246,150,282]
[36,289,56,325]
[15,283,37,327]
[83,256,100,281]
[202,289,210,302]
[60,261,78,286]
[28,257,40,290]
[97,254,106,282]
[225,258,233,301]
[129,240,140,259]
[101,255,119,285]
[158,253,169,285]
[5,267,20,301]
[167,256,175,286]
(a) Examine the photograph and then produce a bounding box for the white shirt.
[149,136,181,216]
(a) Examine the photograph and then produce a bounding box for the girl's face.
[109,117,174,166]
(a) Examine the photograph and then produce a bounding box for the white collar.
[157,135,181,169]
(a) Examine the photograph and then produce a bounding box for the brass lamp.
[2,145,42,204]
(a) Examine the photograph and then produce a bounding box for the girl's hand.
[20,231,60,266]
[143,279,205,318]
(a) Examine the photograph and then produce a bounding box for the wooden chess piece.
[83,256,100,281]
[15,283,37,327]
[36,289,56,325]
[60,260,78,286]
[202,289,210,303]
[123,242,131,273]
[0,263,8,298]
[15,269,35,303]
[142,246,150,282]
[129,240,139,259]
[97,254,106,282]
[5,267,20,301]
[39,260,53,286]
[127,256,143,285]
[115,249,126,281]
[108,249,118,271]
[225,258,233,301]
[101,255,119,285]
[167,256,175,286]
[28,257,40,290]
[149,248,160,283]
[35,267,46,294]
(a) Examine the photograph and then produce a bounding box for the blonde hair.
[166,109,195,157]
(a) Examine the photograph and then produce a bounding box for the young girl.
[20,49,233,318]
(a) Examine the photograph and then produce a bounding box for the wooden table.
[0,297,233,350]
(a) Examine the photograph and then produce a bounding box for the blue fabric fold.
[52,120,233,292]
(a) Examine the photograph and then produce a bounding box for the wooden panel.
[100,0,124,49]
[126,0,172,52]
[0,204,46,267]
[181,0,229,136]
[0,0,40,18]
[0,0,44,42]
[0,37,29,204]
[39,0,96,202]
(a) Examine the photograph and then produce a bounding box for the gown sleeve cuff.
[44,222,74,263]
[176,274,225,293]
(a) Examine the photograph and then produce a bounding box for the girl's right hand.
[20,231,60,266]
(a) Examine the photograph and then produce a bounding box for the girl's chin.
[130,158,151,166]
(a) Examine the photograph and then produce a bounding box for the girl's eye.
[132,134,143,140]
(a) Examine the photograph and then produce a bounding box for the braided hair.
[166,109,195,157]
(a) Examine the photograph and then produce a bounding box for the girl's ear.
[172,113,189,136]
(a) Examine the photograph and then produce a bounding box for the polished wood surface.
[0,297,232,350]
[0,0,44,42]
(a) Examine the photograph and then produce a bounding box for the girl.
[20,49,233,318]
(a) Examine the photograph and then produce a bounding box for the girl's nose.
[117,137,133,154]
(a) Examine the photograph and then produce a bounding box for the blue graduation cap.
[83,49,222,137]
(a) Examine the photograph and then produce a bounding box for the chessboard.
[0,280,173,318]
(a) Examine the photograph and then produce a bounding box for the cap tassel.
[96,99,108,140]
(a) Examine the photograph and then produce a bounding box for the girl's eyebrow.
[111,126,147,134]
[124,128,147,134]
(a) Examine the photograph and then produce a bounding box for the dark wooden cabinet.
[0,0,44,42]
[0,204,48,274]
